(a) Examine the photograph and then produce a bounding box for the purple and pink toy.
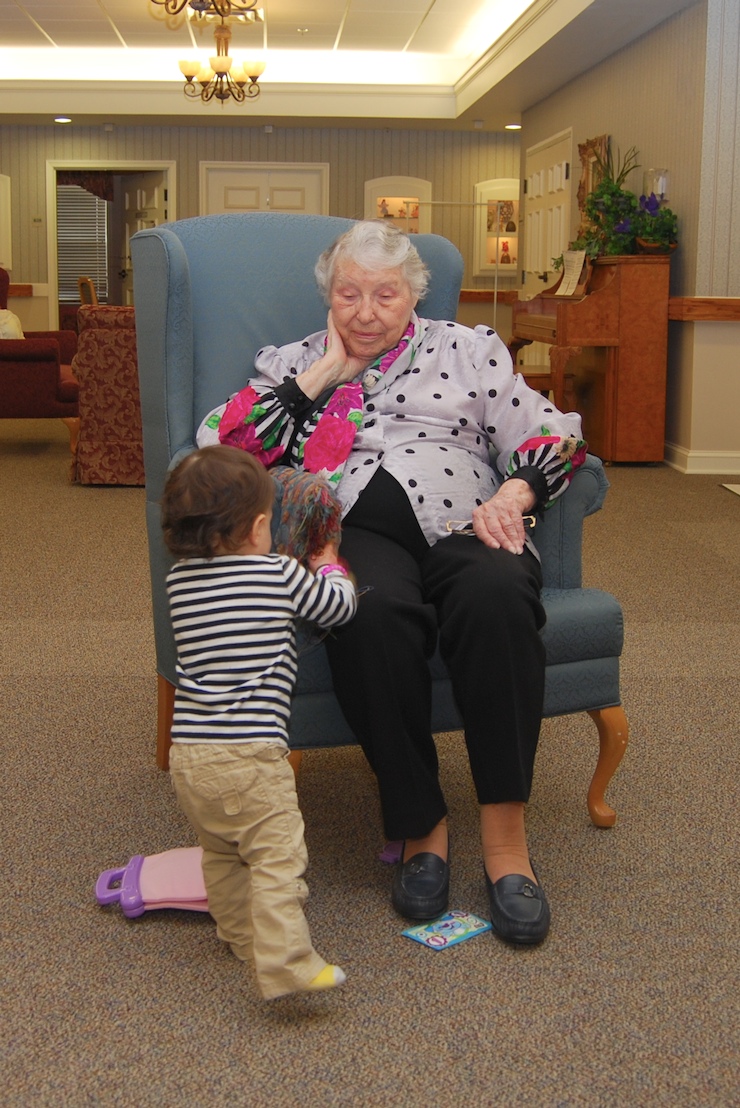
[96,840,404,919]
[95,846,209,918]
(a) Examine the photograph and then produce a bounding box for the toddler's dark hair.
[161,445,274,560]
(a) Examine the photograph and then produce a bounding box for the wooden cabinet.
[510,255,671,462]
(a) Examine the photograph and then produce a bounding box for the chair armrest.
[24,330,78,364]
[0,337,62,363]
[536,455,609,590]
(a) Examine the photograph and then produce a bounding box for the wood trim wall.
[668,297,740,322]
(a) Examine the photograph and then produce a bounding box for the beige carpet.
[2,420,739,1107]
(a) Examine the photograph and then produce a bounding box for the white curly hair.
[314,219,430,304]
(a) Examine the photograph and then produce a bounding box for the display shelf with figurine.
[474,178,520,276]
[375,195,420,234]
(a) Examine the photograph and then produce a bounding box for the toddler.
[161,445,357,999]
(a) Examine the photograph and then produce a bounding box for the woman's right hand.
[321,312,368,384]
[291,314,368,402]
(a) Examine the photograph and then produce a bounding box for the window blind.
[57,184,109,303]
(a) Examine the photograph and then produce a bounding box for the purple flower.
[639,192,661,214]
[614,218,632,233]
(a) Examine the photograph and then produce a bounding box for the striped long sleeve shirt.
[167,554,357,747]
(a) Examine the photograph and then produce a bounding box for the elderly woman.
[198,220,586,946]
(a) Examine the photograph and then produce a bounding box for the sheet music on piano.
[555,250,588,296]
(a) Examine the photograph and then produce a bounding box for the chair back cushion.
[78,305,136,333]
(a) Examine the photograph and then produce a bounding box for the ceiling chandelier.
[149,1,265,105]
[151,0,261,16]
[177,16,265,103]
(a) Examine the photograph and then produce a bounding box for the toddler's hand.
[307,542,341,573]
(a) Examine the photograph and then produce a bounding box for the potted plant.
[633,192,678,253]
[553,145,678,268]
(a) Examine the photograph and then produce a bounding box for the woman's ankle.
[403,817,448,863]
[480,802,536,884]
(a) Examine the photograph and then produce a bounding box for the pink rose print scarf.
[219,320,418,485]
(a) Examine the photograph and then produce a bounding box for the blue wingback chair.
[131,213,628,828]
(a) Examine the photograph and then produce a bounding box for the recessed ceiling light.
[54,116,72,124]
[505,122,522,130]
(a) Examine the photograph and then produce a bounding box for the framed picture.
[576,134,608,230]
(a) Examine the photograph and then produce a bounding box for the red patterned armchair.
[1,265,79,454]
[71,305,145,485]
[0,341,79,462]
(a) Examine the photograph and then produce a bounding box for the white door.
[122,171,168,304]
[202,163,329,216]
[518,130,573,366]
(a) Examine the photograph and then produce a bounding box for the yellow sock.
[306,964,346,991]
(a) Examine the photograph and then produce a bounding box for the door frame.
[199,161,330,216]
[45,158,177,329]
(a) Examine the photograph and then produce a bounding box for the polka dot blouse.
[197,314,586,547]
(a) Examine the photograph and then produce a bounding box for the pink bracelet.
[315,563,348,577]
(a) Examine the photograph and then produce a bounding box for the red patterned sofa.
[71,305,145,485]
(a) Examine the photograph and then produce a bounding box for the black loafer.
[485,867,551,945]
[392,851,450,920]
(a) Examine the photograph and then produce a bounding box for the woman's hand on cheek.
[472,479,536,555]
[326,312,368,382]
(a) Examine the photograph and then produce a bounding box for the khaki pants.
[170,741,326,1000]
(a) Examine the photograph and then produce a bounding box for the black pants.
[325,469,546,841]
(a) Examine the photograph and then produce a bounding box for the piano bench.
[517,365,554,396]
[515,365,577,409]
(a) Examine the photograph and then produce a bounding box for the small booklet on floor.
[402,910,492,950]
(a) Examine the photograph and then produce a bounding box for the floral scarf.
[218,320,418,485]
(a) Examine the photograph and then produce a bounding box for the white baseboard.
[664,441,740,475]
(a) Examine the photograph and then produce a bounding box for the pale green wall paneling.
[0,123,521,288]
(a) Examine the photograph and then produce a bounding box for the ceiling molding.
[0,80,459,123]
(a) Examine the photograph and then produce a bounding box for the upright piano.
[509,255,671,462]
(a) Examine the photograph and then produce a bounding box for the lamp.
[178,17,265,103]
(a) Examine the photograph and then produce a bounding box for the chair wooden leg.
[61,416,80,455]
[157,674,175,771]
[287,750,303,777]
[586,705,629,828]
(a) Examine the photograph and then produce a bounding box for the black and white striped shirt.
[167,554,356,746]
